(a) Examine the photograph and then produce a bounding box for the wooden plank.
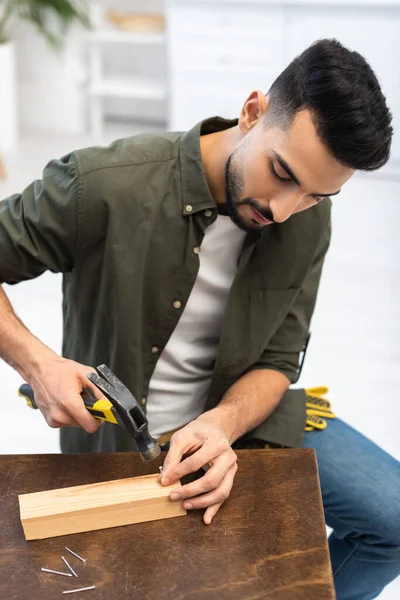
[18,473,186,540]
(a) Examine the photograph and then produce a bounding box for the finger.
[165,442,235,485]
[204,503,223,525]
[45,410,82,429]
[33,389,80,429]
[171,454,237,500]
[65,394,102,434]
[161,431,201,483]
[180,463,237,510]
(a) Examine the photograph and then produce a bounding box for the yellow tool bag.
[305,386,336,431]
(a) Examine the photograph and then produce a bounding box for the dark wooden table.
[0,450,335,600]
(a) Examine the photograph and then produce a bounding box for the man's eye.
[270,164,290,182]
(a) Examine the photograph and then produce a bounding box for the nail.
[62,585,96,594]
[62,556,78,578]
[170,492,180,501]
[64,547,86,564]
[161,477,170,485]
[41,568,72,577]
[184,502,193,510]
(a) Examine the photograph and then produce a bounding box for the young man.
[0,40,398,599]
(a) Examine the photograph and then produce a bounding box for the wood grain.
[19,474,186,540]
[0,450,335,600]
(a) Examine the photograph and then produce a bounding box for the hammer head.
[87,364,161,462]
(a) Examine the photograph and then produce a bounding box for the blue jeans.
[303,418,400,600]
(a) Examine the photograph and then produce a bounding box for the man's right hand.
[28,357,104,434]
[0,285,102,434]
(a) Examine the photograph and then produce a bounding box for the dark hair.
[266,39,393,171]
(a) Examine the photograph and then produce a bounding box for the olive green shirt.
[0,117,331,452]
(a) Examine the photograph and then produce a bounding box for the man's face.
[225,108,355,232]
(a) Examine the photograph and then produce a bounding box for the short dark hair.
[266,39,393,171]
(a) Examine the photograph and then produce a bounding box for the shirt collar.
[179,116,238,217]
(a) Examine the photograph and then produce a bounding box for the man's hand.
[28,356,104,434]
[160,414,238,525]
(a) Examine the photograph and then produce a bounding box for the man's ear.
[238,91,269,133]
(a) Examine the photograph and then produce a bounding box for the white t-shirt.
[146,215,246,438]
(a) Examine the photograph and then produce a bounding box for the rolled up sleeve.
[0,153,80,285]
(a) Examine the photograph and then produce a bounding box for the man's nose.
[269,190,303,224]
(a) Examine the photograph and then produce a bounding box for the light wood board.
[19,474,186,540]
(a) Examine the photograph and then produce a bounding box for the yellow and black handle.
[18,383,118,426]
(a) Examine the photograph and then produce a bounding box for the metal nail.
[64,547,86,564]
[41,568,72,577]
[62,556,78,578]
[62,586,96,594]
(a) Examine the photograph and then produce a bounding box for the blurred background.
[0,2,399,595]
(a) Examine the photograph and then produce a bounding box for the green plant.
[0,0,90,47]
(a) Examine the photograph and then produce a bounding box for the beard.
[225,150,274,232]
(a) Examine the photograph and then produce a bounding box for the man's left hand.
[160,413,238,525]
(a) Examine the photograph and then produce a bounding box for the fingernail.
[161,477,170,485]
[170,492,180,501]
[184,502,193,510]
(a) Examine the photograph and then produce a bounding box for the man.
[0,39,398,599]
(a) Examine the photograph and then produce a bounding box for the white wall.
[284,4,400,172]
[16,22,88,134]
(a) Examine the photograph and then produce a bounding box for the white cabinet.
[167,0,400,176]
[88,29,167,139]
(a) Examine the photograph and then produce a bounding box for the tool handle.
[80,393,118,425]
[18,383,37,409]
[18,384,118,425]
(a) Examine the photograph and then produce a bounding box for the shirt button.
[204,209,213,217]
[141,397,146,406]
[151,346,159,354]
[193,246,200,255]
[185,204,193,213]
[173,300,182,309]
